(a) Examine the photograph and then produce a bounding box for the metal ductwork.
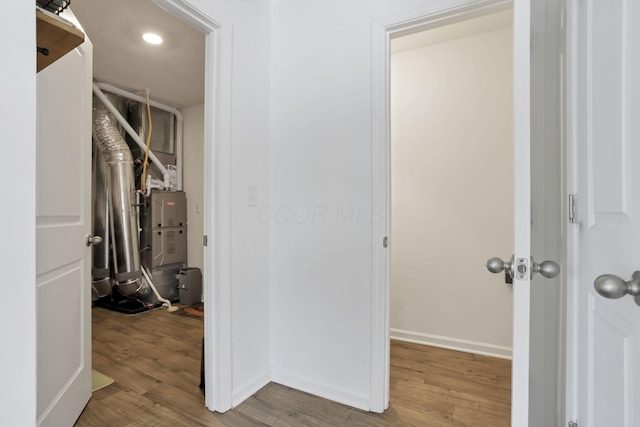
[92,97,143,296]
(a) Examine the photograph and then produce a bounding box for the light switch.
[247,185,257,207]
[195,203,201,214]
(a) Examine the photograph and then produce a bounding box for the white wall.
[185,0,272,404]
[270,0,477,410]
[182,103,204,275]
[0,1,37,424]
[390,26,514,357]
[5,1,519,419]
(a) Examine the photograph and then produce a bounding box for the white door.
[574,0,640,425]
[509,0,566,426]
[510,0,534,423]
[36,15,93,426]
[528,0,567,426]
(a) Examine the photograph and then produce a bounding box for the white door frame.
[370,0,514,413]
[152,0,234,412]
[563,0,579,423]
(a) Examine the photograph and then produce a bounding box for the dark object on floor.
[94,294,155,315]
[94,285,173,315]
[172,302,204,320]
[200,337,205,394]
[178,267,202,306]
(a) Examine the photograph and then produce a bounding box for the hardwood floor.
[76,307,511,426]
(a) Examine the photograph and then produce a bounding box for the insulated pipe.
[93,98,143,296]
[92,83,170,182]
[95,82,184,191]
[176,118,183,190]
[139,175,166,198]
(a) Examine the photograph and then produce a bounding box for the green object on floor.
[91,369,114,392]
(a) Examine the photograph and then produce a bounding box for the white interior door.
[36,16,93,426]
[528,0,567,426]
[574,0,640,425]
[511,0,566,426]
[510,1,533,424]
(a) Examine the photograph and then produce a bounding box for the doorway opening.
[70,0,233,416]
[386,9,514,424]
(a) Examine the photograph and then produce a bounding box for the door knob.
[486,255,560,280]
[86,235,103,246]
[531,258,560,279]
[594,271,640,306]
[486,256,515,283]
[486,256,514,277]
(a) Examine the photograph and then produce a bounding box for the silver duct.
[92,97,143,296]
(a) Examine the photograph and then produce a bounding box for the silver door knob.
[486,256,514,277]
[487,255,560,280]
[86,235,103,246]
[594,272,640,305]
[531,259,560,279]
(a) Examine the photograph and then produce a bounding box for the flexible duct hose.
[92,97,144,296]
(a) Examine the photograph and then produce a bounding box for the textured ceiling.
[71,0,205,108]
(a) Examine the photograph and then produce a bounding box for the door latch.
[487,256,559,281]
[515,257,528,280]
[504,270,513,284]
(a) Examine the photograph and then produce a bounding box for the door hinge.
[569,194,577,224]
[203,235,208,247]
[569,421,578,427]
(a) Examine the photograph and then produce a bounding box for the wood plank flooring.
[75,307,511,426]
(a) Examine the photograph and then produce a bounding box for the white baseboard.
[390,328,512,360]
[271,368,370,411]
[232,370,271,407]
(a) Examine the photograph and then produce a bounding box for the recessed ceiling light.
[143,33,163,45]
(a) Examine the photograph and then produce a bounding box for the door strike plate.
[515,257,528,280]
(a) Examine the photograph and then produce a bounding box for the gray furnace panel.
[147,190,187,228]
[141,190,187,269]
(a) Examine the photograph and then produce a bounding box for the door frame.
[372,0,581,423]
[370,0,514,413]
[563,0,586,423]
[151,0,233,412]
